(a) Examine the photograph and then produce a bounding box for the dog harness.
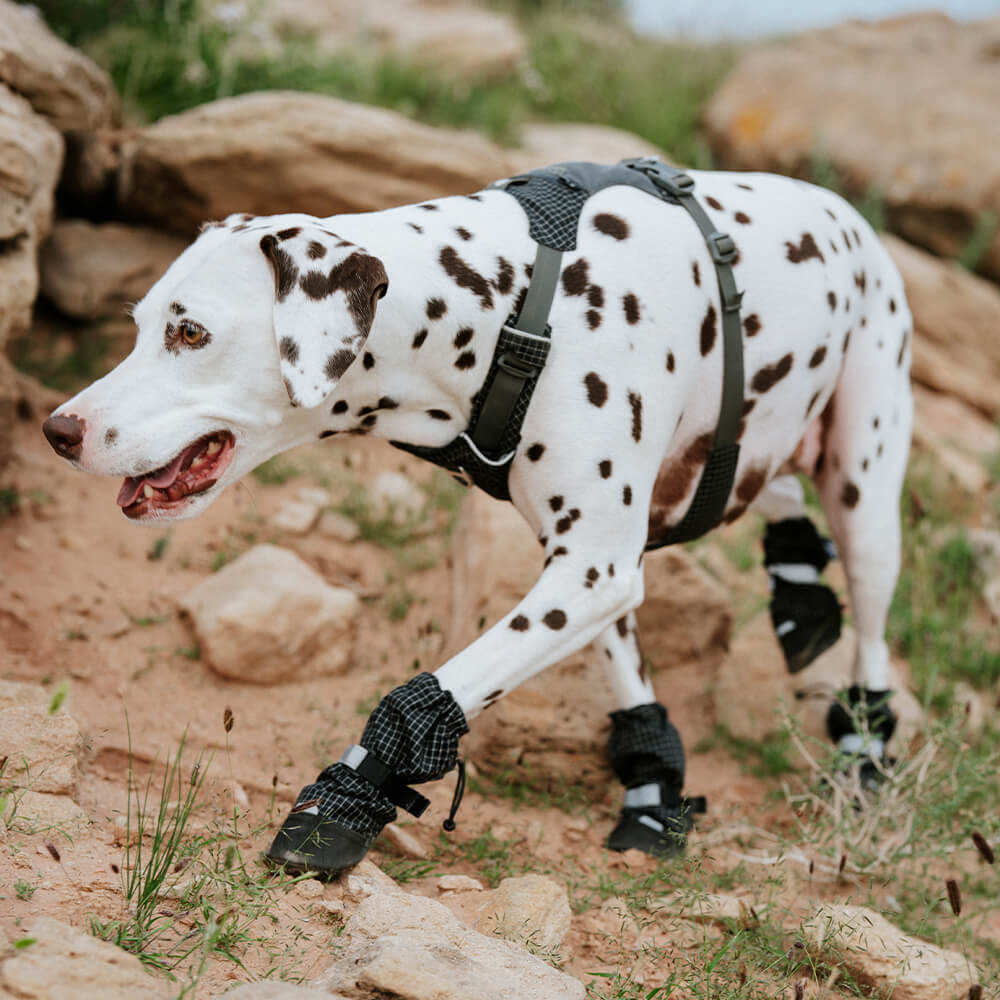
[393,158,745,548]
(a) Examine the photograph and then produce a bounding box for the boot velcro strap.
[340,745,430,817]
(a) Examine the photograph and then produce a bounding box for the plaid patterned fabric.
[607,702,686,793]
[504,174,591,251]
[294,673,468,842]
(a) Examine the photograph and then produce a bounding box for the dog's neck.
[311,191,537,449]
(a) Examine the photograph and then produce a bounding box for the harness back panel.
[391,158,745,548]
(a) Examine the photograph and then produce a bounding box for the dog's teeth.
[143,484,154,499]
[206,440,221,455]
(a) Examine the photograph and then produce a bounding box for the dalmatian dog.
[42,163,912,875]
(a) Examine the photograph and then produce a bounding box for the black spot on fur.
[326,350,355,380]
[378,396,398,410]
[427,409,451,421]
[440,246,494,309]
[751,353,793,393]
[259,235,299,301]
[584,372,608,407]
[562,259,590,296]
[734,211,751,224]
[362,352,375,370]
[809,346,827,368]
[408,222,423,233]
[455,227,473,241]
[419,203,439,211]
[509,615,530,631]
[827,291,837,312]
[623,293,640,325]
[526,443,545,461]
[786,233,825,264]
[169,301,186,315]
[841,481,860,508]
[666,350,675,372]
[744,313,761,337]
[543,609,567,630]
[585,567,599,588]
[588,285,605,309]
[361,414,378,428]
[455,351,476,370]
[307,241,327,260]
[412,328,428,349]
[104,427,118,446]
[493,257,515,295]
[628,390,643,442]
[319,430,337,439]
[897,329,909,367]
[454,327,473,349]
[277,226,301,241]
[889,298,897,314]
[737,182,754,191]
[426,297,447,320]
[549,495,564,512]
[297,252,388,334]
[622,484,633,506]
[593,213,630,240]
[279,336,300,364]
[599,459,612,479]
[616,617,628,638]
[332,400,349,414]
[706,196,724,210]
[692,261,701,286]
[586,310,602,330]
[700,304,717,355]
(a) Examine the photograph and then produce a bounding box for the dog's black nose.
[42,413,85,459]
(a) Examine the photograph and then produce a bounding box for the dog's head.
[42,214,388,522]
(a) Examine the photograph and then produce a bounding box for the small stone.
[437,874,484,893]
[474,874,572,955]
[271,499,321,534]
[14,535,32,551]
[293,878,325,899]
[313,898,344,918]
[317,510,361,542]
[0,705,82,794]
[5,791,90,839]
[297,486,332,507]
[372,471,425,522]
[382,822,428,860]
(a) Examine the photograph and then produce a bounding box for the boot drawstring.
[442,758,466,832]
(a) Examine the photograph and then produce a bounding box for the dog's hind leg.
[753,476,843,673]
[812,285,913,781]
[595,611,695,857]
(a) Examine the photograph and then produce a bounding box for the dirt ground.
[2,378,997,997]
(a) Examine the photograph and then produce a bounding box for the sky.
[625,0,1000,39]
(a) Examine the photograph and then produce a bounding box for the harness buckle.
[708,231,737,265]
[496,352,539,380]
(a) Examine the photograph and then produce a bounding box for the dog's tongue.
[116,446,194,507]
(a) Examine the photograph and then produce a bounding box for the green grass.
[695,724,795,780]
[14,879,37,901]
[10,324,110,393]
[251,457,301,486]
[35,0,734,165]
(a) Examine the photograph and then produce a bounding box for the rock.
[223,984,349,1000]
[0,680,49,712]
[381,821,428,860]
[636,546,732,674]
[0,82,62,347]
[655,890,754,926]
[271,499,323,535]
[438,874,484,892]
[474,874,572,956]
[179,543,360,683]
[4,790,89,839]
[0,1,118,131]
[293,878,325,900]
[315,867,586,1000]
[804,903,979,1000]
[715,615,923,753]
[703,14,1000,280]
[0,915,167,999]
[371,470,425,522]
[117,91,521,236]
[317,509,361,542]
[510,122,666,174]
[952,681,987,739]
[911,385,1000,495]
[885,235,1000,422]
[38,221,187,321]
[0,704,82,794]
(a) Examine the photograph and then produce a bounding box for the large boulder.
[885,234,1000,422]
[38,220,187,320]
[0,0,118,131]
[703,14,1000,280]
[0,82,62,347]
[117,91,521,235]
[179,543,361,683]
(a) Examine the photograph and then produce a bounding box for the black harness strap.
[392,158,746,546]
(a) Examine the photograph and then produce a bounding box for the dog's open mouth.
[117,431,236,519]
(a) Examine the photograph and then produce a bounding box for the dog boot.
[265,672,468,878]
[605,703,703,858]
[826,685,897,791]
[764,517,842,673]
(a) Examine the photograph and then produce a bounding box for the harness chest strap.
[392,158,745,546]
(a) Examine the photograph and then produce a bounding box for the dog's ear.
[259,226,388,408]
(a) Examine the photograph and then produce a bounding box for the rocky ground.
[1,2,1000,998]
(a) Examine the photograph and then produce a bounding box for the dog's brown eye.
[180,321,205,346]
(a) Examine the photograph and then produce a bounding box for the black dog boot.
[764,517,842,673]
[605,703,703,858]
[827,685,897,791]
[265,672,468,877]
